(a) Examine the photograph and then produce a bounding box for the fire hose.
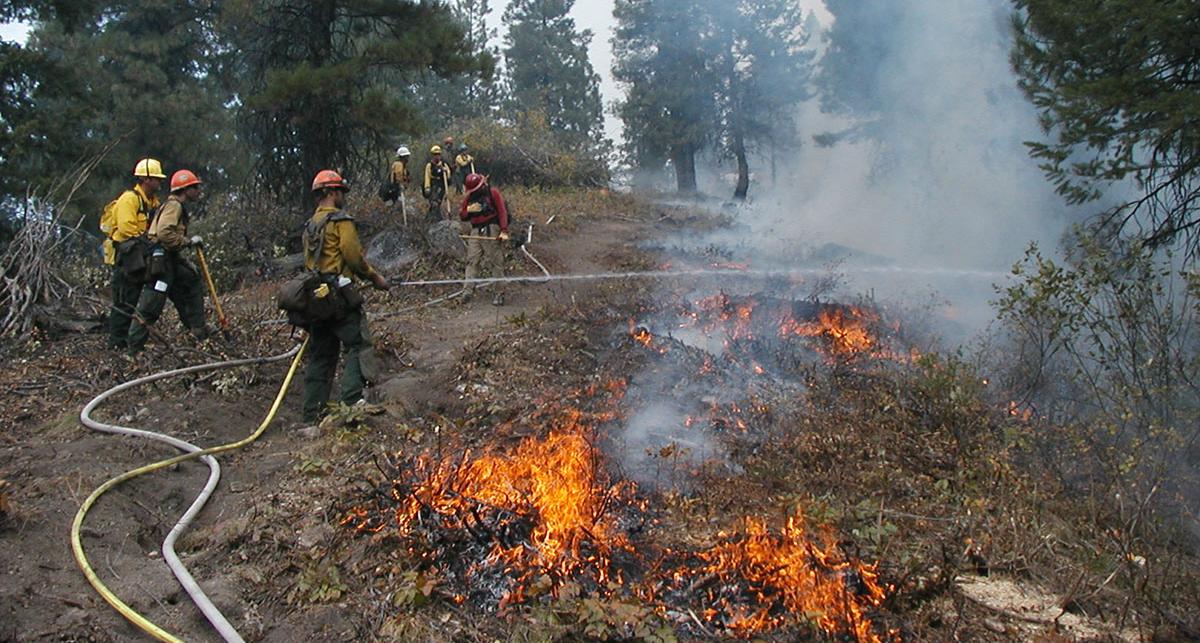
[73,339,308,642]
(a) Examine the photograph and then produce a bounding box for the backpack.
[103,189,162,279]
[276,211,362,327]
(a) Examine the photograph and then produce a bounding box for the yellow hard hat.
[133,158,166,179]
[430,145,443,155]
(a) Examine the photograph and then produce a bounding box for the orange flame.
[696,515,891,641]
[778,306,881,357]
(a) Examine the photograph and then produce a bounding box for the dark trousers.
[426,186,446,222]
[128,254,207,351]
[107,266,142,348]
[303,308,368,422]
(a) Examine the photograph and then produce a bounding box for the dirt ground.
[0,201,690,641]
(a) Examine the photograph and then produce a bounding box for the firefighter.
[389,146,411,219]
[127,169,208,352]
[458,173,510,306]
[453,143,475,195]
[390,146,411,190]
[106,158,164,349]
[301,170,390,424]
[422,145,452,221]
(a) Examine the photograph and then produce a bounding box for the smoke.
[699,0,1079,341]
[611,0,1078,483]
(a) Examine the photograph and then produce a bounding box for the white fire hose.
[76,346,302,643]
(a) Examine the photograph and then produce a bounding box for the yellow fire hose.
[71,338,308,642]
[194,246,230,331]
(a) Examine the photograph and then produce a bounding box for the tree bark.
[733,128,750,200]
[672,144,698,193]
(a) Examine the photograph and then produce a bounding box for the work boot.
[491,292,504,306]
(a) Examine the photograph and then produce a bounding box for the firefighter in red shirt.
[458,173,509,305]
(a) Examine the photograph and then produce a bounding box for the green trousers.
[107,266,142,349]
[303,308,371,422]
[128,254,207,352]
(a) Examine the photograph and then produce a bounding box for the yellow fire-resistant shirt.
[390,159,409,185]
[148,195,188,251]
[102,184,160,265]
[303,206,380,281]
[455,153,475,174]
[112,184,160,243]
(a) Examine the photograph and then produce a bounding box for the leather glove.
[466,203,484,214]
[189,235,203,247]
[371,272,390,291]
[498,231,510,242]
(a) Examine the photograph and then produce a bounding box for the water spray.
[388,266,1008,289]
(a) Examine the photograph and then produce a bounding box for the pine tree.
[223,0,492,201]
[502,0,604,147]
[0,0,240,215]
[817,0,904,118]
[707,0,814,199]
[409,0,502,129]
[613,0,718,192]
[1012,0,1200,252]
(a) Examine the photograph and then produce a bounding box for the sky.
[0,21,30,43]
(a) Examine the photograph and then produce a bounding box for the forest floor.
[0,188,1190,642]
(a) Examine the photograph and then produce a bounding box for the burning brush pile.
[342,381,644,608]
[344,378,895,639]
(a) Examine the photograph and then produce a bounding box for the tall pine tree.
[707,0,814,199]
[1,0,239,214]
[613,0,718,192]
[502,0,604,147]
[222,0,491,201]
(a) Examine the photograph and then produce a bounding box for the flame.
[778,306,878,356]
[629,319,668,354]
[343,385,634,601]
[343,377,894,639]
[696,515,891,641]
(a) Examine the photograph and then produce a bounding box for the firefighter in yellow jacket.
[453,143,475,194]
[301,170,390,423]
[127,169,208,352]
[106,158,164,349]
[422,145,452,221]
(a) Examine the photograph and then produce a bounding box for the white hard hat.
[396,146,410,156]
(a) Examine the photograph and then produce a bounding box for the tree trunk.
[672,144,698,193]
[733,129,750,200]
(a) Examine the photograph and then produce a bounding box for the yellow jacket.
[390,159,409,185]
[112,184,160,243]
[303,206,380,281]
[455,153,475,173]
[148,195,188,251]
[423,160,450,192]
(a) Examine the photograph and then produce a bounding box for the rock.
[424,220,466,261]
[271,252,305,274]
[297,425,320,439]
[366,229,420,271]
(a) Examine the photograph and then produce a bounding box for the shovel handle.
[195,246,229,329]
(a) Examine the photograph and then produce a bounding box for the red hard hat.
[170,169,202,192]
[311,169,348,192]
[464,173,486,194]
